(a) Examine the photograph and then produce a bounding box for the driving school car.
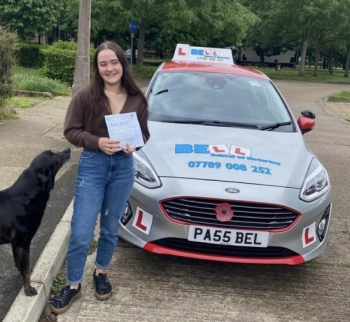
[119,44,332,265]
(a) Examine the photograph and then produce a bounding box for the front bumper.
[119,177,332,265]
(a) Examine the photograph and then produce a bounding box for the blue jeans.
[66,149,134,285]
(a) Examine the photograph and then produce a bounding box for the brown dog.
[0,148,71,296]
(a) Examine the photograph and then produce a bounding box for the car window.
[148,71,292,126]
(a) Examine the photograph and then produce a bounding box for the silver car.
[124,48,138,59]
[119,45,332,265]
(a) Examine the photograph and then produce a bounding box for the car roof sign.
[172,44,234,65]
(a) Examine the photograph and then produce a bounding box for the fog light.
[316,205,330,242]
[121,202,133,225]
[317,218,327,236]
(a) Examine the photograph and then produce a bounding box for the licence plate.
[188,226,269,248]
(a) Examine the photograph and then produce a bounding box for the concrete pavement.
[323,100,350,122]
[1,80,350,322]
[0,96,81,322]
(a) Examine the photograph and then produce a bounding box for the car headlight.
[300,158,330,202]
[134,150,161,188]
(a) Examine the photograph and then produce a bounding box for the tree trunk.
[344,40,350,78]
[298,23,310,76]
[259,54,265,66]
[72,0,92,96]
[136,26,146,67]
[313,40,320,77]
[328,46,333,75]
[323,58,327,69]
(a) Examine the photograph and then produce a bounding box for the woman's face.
[97,49,123,87]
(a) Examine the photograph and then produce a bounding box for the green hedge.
[42,47,77,85]
[16,43,48,68]
[0,26,18,109]
[51,40,78,51]
[41,43,95,85]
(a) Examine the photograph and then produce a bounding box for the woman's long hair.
[90,41,148,113]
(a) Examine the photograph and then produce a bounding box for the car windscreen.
[147,71,293,130]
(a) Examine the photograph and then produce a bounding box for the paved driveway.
[53,81,350,322]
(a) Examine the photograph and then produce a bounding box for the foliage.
[3,0,350,81]
[0,0,63,39]
[254,66,350,84]
[0,26,18,115]
[15,43,48,68]
[41,44,95,85]
[12,66,71,96]
[6,96,50,109]
[41,47,77,85]
[52,272,66,293]
[132,65,160,78]
[51,40,78,50]
[328,91,350,101]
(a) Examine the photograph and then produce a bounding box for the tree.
[337,0,350,77]
[115,0,257,66]
[0,0,62,39]
[72,0,92,95]
[269,0,335,76]
[309,0,342,76]
[0,26,18,114]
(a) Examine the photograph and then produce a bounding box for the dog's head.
[30,148,71,191]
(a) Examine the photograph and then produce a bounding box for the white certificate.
[104,112,144,149]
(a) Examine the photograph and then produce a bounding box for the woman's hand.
[98,137,121,155]
[122,144,136,154]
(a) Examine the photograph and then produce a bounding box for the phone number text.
[187,161,272,175]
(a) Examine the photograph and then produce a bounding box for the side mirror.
[301,110,316,119]
[298,110,316,134]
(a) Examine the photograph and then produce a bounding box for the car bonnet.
[141,122,314,188]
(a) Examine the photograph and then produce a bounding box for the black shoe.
[51,284,82,314]
[93,269,112,300]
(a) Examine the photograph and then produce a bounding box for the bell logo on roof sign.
[192,49,221,57]
[173,44,234,65]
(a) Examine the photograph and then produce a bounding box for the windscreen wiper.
[153,89,169,96]
[259,121,292,131]
[159,119,259,129]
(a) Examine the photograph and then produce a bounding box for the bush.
[42,42,95,85]
[0,26,18,112]
[51,40,78,51]
[42,47,77,85]
[16,43,48,68]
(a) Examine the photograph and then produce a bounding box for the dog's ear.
[37,170,48,185]
[37,168,55,190]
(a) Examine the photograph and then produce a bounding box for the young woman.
[51,41,150,314]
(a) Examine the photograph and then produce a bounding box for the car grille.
[161,198,298,230]
[153,238,298,258]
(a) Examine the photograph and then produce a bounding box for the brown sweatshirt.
[63,85,150,150]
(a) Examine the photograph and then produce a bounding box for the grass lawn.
[134,61,350,84]
[12,66,71,96]
[6,96,50,108]
[328,91,350,101]
[254,66,350,84]
[132,65,159,78]
[0,96,51,120]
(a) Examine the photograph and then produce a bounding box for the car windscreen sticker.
[132,207,153,235]
[302,222,316,248]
